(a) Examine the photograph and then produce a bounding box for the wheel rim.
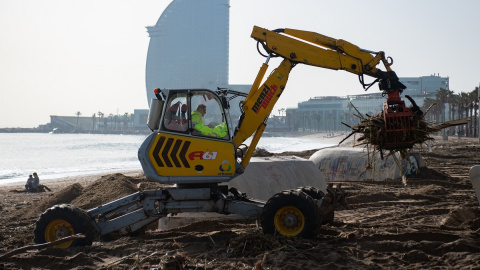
[45,219,74,248]
[274,206,305,237]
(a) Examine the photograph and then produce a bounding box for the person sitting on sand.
[24,175,34,192]
[32,172,40,190]
[23,172,50,193]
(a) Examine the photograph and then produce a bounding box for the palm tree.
[435,88,451,123]
[114,115,119,131]
[422,98,437,122]
[448,92,460,135]
[91,113,96,131]
[109,113,114,131]
[473,87,479,138]
[75,111,82,125]
[130,113,135,129]
[459,92,470,136]
[468,90,477,137]
[98,111,104,131]
[124,112,129,130]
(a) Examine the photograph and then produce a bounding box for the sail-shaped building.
[145,0,231,103]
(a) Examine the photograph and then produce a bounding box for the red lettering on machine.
[252,84,278,114]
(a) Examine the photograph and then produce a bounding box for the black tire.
[261,190,319,238]
[34,204,95,248]
[297,186,324,200]
[297,186,324,230]
[298,186,334,225]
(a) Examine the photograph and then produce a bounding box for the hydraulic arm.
[234,26,412,167]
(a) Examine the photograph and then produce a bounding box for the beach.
[1,134,480,269]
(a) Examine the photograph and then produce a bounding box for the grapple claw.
[382,89,415,150]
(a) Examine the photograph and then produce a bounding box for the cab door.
[148,89,236,179]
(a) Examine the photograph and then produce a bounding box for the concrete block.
[229,156,327,201]
[309,147,423,181]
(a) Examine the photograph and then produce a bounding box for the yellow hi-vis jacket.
[191,110,227,138]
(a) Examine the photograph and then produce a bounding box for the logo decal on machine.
[152,136,191,168]
[188,151,218,160]
[252,84,278,114]
[219,160,231,172]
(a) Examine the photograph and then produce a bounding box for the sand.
[1,134,480,269]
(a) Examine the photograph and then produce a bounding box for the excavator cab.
[140,88,240,184]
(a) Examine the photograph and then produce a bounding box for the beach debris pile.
[340,99,470,163]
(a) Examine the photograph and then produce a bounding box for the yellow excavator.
[33,26,414,247]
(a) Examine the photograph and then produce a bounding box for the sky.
[1,0,479,128]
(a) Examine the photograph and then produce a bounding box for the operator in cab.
[191,104,227,138]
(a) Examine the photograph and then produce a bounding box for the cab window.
[163,92,188,133]
[190,90,229,139]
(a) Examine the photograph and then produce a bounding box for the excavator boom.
[234,26,413,166]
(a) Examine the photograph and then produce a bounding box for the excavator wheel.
[34,204,94,248]
[297,186,334,225]
[261,190,319,238]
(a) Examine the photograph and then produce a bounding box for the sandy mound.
[23,183,84,220]
[411,184,449,196]
[442,206,480,229]
[22,173,145,220]
[71,173,139,210]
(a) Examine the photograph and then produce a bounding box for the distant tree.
[97,112,104,131]
[468,90,477,137]
[124,112,129,129]
[114,115,119,131]
[75,111,82,125]
[422,98,437,122]
[448,92,460,135]
[459,92,470,136]
[109,113,114,131]
[91,113,96,131]
[435,88,451,123]
[473,87,479,138]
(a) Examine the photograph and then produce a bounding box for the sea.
[0,133,334,186]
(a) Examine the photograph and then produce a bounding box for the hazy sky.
[1,0,479,128]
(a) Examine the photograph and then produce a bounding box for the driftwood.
[0,234,85,260]
[431,118,472,131]
[340,101,471,163]
[9,184,52,193]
